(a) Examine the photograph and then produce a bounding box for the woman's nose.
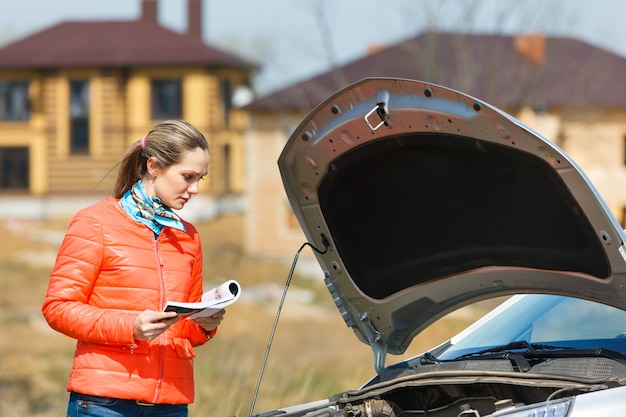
[188,181,200,194]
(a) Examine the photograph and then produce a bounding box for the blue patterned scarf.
[120,180,186,235]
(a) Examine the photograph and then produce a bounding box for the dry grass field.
[0,213,499,417]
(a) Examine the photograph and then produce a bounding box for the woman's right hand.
[133,310,179,341]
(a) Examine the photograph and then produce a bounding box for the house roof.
[248,32,626,111]
[0,19,256,69]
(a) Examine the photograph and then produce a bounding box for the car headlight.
[479,397,572,417]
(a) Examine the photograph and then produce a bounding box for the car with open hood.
[255,78,626,417]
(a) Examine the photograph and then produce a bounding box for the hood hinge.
[359,312,388,375]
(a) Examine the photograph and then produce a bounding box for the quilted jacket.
[42,196,214,404]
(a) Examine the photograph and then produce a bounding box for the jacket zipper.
[153,235,166,404]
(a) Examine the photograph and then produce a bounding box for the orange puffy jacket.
[42,197,214,404]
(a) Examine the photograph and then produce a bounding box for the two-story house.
[244,32,626,261]
[0,0,256,218]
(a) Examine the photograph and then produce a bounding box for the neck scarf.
[120,180,186,235]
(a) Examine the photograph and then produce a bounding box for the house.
[0,0,256,218]
[244,32,626,260]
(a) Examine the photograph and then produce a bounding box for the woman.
[42,119,224,417]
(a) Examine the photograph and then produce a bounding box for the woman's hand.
[192,309,225,332]
[133,310,179,341]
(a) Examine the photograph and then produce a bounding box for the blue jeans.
[67,392,188,417]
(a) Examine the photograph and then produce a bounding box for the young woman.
[42,119,224,417]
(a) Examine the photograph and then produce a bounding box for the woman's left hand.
[192,309,225,332]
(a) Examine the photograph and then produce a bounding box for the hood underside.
[277,78,626,373]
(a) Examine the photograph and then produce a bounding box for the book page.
[163,279,241,319]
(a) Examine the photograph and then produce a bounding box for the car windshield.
[437,294,626,360]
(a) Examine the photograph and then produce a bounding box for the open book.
[164,279,241,319]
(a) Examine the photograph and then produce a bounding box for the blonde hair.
[112,120,208,198]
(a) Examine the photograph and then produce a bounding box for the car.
[256,78,626,417]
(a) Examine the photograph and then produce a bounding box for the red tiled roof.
[248,32,626,111]
[0,20,256,69]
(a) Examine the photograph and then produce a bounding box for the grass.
[0,213,499,417]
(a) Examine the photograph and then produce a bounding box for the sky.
[0,0,625,95]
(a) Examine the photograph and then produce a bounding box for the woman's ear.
[146,157,160,178]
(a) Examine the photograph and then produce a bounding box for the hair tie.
[140,136,146,149]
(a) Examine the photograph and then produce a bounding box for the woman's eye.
[183,173,205,182]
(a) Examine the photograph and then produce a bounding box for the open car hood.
[277,78,626,374]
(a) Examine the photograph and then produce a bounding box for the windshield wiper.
[454,340,573,360]
[449,340,626,371]
[448,341,574,371]
[419,341,570,369]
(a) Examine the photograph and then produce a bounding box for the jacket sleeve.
[181,226,217,347]
[42,210,137,345]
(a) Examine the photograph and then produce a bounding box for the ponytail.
[112,142,146,198]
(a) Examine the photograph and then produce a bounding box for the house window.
[223,144,231,193]
[151,79,182,119]
[0,147,29,190]
[220,78,232,126]
[0,81,30,121]
[69,79,90,154]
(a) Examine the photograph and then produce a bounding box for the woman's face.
[144,147,210,210]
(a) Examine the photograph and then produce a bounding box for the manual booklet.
[164,279,241,319]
